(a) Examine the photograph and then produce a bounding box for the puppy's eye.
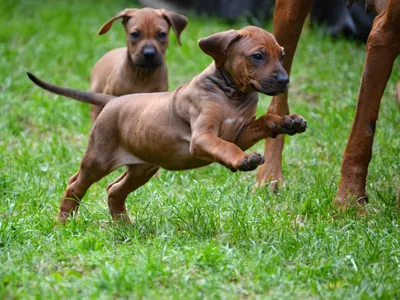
[251,53,263,61]
[130,32,140,40]
[157,32,167,39]
[280,53,285,62]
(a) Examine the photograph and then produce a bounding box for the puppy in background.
[90,8,188,121]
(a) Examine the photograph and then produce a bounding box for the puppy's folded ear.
[98,8,138,35]
[160,9,188,46]
[198,30,241,69]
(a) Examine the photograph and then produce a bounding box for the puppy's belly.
[160,158,211,171]
[127,141,211,171]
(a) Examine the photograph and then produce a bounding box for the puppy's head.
[98,8,188,68]
[198,26,289,96]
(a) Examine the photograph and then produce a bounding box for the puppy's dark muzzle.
[257,76,290,96]
[133,46,163,68]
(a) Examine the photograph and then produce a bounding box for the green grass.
[1,0,400,298]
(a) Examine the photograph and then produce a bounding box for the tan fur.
[90,8,187,121]
[29,26,307,224]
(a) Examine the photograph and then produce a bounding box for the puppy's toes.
[282,115,293,129]
[248,152,264,167]
[291,115,307,133]
[238,152,264,172]
[280,114,307,135]
[280,115,295,135]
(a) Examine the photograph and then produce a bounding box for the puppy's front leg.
[191,130,264,172]
[236,114,307,150]
[190,113,264,171]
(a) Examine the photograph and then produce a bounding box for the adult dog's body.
[257,0,399,212]
[90,8,187,121]
[29,26,307,224]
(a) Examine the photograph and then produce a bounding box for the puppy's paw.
[279,114,307,136]
[234,152,264,172]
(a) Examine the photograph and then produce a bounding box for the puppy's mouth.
[132,55,164,69]
[264,90,283,96]
[134,61,163,69]
[250,80,288,96]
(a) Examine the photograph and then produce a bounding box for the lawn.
[1,0,400,298]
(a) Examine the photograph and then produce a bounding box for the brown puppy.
[257,0,399,213]
[90,8,188,121]
[28,26,307,224]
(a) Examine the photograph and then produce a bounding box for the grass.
[1,0,400,298]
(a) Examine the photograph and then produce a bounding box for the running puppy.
[28,26,307,224]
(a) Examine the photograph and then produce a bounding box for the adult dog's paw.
[280,114,307,136]
[234,152,264,172]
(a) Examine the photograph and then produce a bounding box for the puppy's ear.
[98,8,138,35]
[160,9,188,46]
[198,30,240,69]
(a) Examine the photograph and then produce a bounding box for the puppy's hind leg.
[107,164,159,222]
[58,130,121,224]
[58,153,118,224]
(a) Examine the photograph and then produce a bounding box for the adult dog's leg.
[107,164,159,222]
[335,2,400,212]
[256,0,313,190]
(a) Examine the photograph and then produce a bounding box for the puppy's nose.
[276,74,289,85]
[143,46,157,58]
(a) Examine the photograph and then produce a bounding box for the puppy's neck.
[207,66,255,102]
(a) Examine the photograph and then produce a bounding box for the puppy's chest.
[219,114,252,142]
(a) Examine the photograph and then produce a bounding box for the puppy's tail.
[27,72,115,107]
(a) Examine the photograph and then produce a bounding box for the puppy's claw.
[270,123,278,138]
